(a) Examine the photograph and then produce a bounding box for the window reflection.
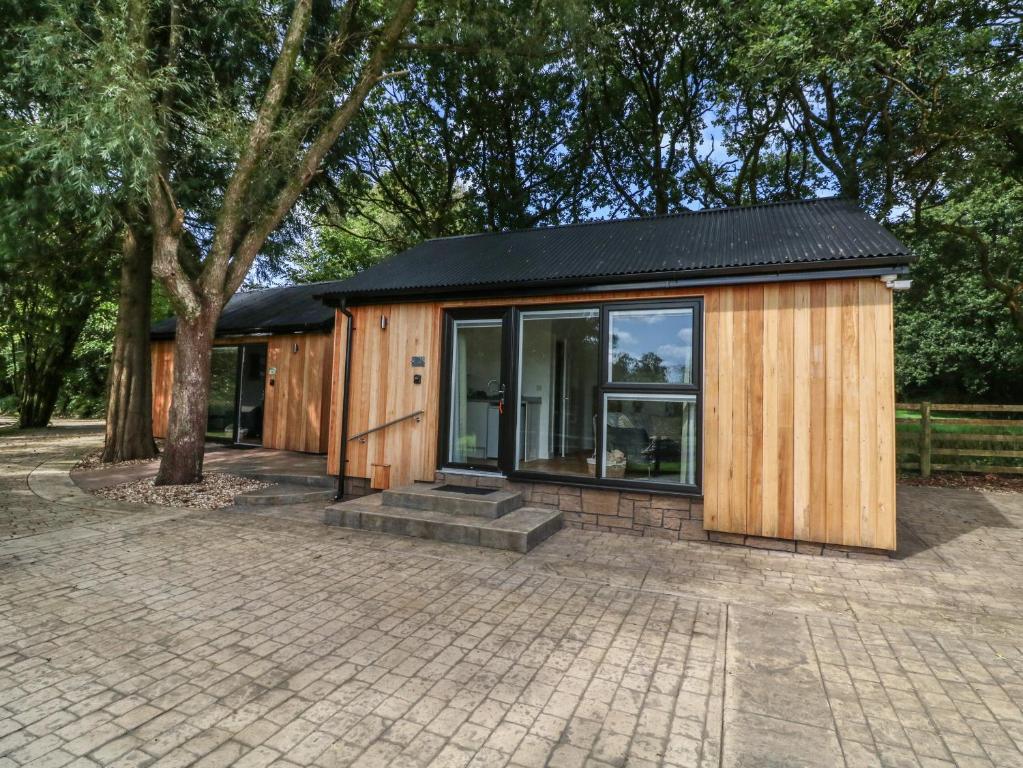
[604,395,697,486]
[609,308,694,384]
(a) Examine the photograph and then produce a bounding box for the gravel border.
[90,473,274,509]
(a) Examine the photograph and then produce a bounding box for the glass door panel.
[237,345,267,446]
[516,309,600,477]
[448,319,504,468]
[207,346,239,442]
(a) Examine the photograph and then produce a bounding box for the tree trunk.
[17,306,92,428]
[154,309,217,485]
[102,226,159,462]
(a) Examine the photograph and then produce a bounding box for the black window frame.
[205,341,269,446]
[437,307,517,474]
[505,297,704,495]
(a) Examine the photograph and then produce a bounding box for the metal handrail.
[349,410,424,442]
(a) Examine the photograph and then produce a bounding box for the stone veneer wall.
[435,471,703,541]
[430,471,891,559]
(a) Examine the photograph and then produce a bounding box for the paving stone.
[2,426,1023,768]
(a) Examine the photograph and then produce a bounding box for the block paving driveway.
[2,424,1023,767]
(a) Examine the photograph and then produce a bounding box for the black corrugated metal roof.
[150,282,336,339]
[316,197,911,301]
[151,198,911,338]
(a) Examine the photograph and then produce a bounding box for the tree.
[580,0,718,216]
[0,167,118,427]
[103,220,159,460]
[4,0,160,446]
[100,0,419,484]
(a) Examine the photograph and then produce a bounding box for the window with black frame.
[602,303,700,488]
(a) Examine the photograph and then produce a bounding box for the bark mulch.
[899,472,1023,494]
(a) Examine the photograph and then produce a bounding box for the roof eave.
[314,254,913,307]
[149,317,334,341]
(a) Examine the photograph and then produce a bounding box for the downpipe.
[334,300,355,501]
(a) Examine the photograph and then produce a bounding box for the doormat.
[434,484,499,495]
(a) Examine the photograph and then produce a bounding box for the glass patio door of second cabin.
[446,314,510,471]
[206,343,268,446]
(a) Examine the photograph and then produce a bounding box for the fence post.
[920,402,932,478]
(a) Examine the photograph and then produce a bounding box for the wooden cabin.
[152,198,912,552]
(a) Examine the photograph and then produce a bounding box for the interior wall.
[151,331,335,453]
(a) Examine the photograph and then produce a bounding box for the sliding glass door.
[516,309,600,477]
[446,316,507,470]
[205,344,268,446]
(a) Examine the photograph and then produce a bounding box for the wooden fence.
[896,403,1023,476]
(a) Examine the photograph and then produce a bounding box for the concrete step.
[235,472,336,489]
[381,484,523,519]
[234,484,336,507]
[324,499,562,553]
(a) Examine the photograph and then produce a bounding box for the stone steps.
[324,497,562,553]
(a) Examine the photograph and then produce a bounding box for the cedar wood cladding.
[326,278,897,550]
[151,333,335,454]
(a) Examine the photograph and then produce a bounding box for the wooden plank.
[824,281,844,544]
[745,285,765,537]
[718,287,736,532]
[930,448,1023,458]
[857,279,878,549]
[808,281,828,542]
[792,282,811,542]
[729,286,749,534]
[931,433,1023,444]
[840,279,860,546]
[927,403,1023,413]
[876,278,897,550]
[920,402,932,478]
[776,284,795,540]
[703,290,721,531]
[929,417,1023,427]
[932,463,1023,474]
[761,284,780,538]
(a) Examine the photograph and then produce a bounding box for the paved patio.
[2,424,1022,767]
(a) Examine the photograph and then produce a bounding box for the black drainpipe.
[334,300,355,501]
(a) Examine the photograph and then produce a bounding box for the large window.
[601,301,701,489]
[609,307,694,384]
[509,299,701,491]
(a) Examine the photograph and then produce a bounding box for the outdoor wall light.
[881,274,913,291]
[381,315,388,330]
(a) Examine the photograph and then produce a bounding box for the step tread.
[381,484,523,519]
[235,484,335,506]
[365,503,558,530]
